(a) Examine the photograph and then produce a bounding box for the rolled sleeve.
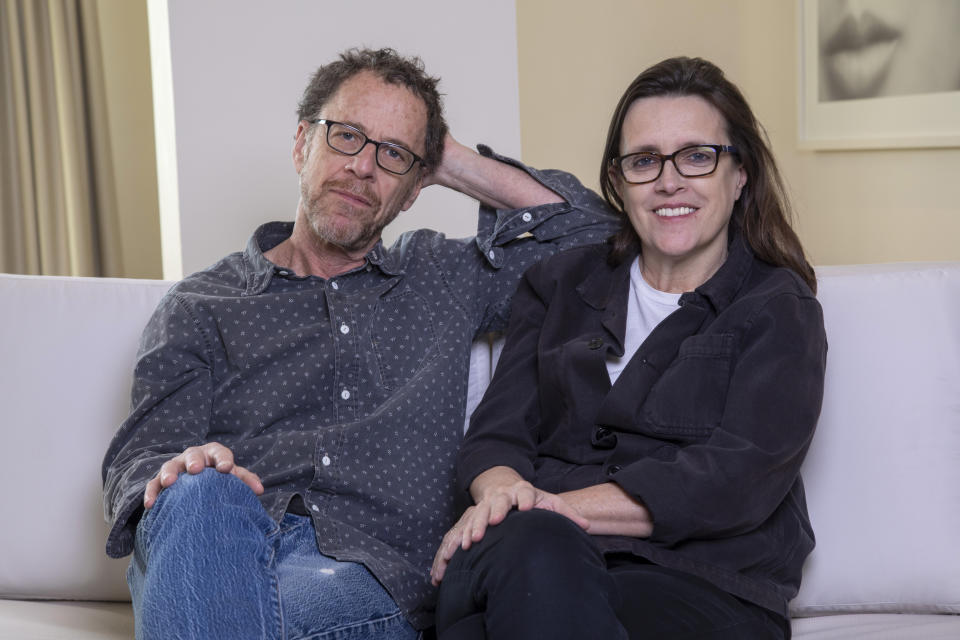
[449,146,618,335]
[472,145,618,267]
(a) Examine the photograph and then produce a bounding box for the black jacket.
[457,232,827,617]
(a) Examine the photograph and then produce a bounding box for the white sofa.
[1,264,959,638]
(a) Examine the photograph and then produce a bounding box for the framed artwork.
[798,0,960,149]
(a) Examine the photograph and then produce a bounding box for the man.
[102,48,616,639]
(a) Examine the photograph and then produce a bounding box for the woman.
[430,57,826,639]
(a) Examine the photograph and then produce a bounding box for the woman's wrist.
[470,465,526,503]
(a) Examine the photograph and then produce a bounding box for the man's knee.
[155,468,252,509]
[143,468,263,541]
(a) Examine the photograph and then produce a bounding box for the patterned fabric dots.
[102,152,619,628]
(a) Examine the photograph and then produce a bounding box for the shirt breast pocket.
[371,290,440,390]
[638,333,735,441]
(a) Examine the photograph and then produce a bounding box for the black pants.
[435,510,787,640]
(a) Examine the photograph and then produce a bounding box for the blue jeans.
[128,469,419,640]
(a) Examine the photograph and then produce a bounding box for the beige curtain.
[0,0,121,276]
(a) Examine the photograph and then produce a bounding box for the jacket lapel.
[594,299,710,430]
[592,232,755,430]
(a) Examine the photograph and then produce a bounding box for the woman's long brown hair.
[599,57,816,293]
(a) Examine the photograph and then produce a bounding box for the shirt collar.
[578,228,755,314]
[687,229,754,313]
[365,240,404,277]
[241,222,403,295]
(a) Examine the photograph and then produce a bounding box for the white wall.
[152,0,521,279]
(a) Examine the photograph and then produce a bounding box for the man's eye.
[384,146,403,160]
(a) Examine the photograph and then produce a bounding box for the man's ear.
[293,121,311,173]
[400,172,424,212]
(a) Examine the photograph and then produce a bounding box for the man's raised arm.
[424,134,565,210]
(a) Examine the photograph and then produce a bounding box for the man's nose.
[347,141,378,177]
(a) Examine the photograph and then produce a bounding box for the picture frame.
[798,0,960,150]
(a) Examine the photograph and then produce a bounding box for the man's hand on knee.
[143,442,264,509]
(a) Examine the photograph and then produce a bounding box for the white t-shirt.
[606,258,682,385]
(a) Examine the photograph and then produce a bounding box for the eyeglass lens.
[326,122,416,174]
[620,146,720,183]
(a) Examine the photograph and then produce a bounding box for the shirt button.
[331,281,339,290]
[488,250,496,260]
[321,455,331,466]
[340,389,351,400]
[311,504,320,513]
[521,212,532,222]
[339,324,350,335]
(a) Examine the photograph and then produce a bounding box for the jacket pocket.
[637,333,735,441]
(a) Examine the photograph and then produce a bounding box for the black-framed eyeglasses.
[611,144,738,184]
[311,119,423,176]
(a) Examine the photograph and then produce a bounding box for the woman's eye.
[628,154,657,169]
[681,149,715,165]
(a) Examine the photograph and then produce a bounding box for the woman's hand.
[430,467,589,585]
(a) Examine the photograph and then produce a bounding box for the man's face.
[293,71,428,256]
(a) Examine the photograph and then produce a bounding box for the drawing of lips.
[821,11,903,99]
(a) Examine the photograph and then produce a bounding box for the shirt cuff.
[473,145,611,268]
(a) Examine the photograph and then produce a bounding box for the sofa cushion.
[0,600,133,639]
[792,613,960,639]
[0,275,172,601]
[791,263,960,616]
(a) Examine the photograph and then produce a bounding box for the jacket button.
[606,464,622,476]
[595,427,611,439]
[587,338,604,350]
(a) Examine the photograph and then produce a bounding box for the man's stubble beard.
[301,177,403,254]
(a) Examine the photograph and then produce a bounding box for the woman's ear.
[608,164,624,199]
[734,166,747,201]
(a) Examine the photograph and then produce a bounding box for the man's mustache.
[323,180,380,209]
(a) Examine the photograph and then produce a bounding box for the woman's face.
[612,95,745,277]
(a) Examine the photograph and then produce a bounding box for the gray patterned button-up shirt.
[102,151,618,628]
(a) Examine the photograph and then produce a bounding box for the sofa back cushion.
[2,263,959,612]
[791,263,960,616]
[0,275,172,601]
[0,274,495,602]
